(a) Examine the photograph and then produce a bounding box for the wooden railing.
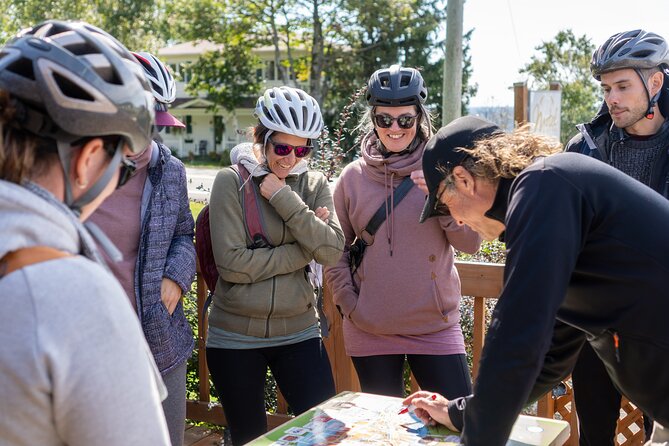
[186,261,645,444]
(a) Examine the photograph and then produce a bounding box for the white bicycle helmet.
[254,86,323,139]
[133,51,176,104]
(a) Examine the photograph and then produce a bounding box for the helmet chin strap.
[635,69,661,120]
[57,140,123,216]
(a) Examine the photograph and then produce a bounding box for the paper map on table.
[246,391,569,446]
[248,391,459,445]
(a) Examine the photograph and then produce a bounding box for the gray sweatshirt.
[0,180,170,446]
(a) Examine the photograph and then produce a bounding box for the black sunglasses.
[270,138,313,158]
[373,113,418,129]
[99,137,137,189]
[117,157,137,189]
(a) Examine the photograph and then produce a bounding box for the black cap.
[419,116,501,223]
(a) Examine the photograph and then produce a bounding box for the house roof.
[171,96,256,109]
[158,41,223,57]
[158,40,307,57]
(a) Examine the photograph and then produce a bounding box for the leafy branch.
[310,85,367,180]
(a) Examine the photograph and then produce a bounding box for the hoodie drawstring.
[383,165,396,257]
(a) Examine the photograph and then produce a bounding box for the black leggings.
[351,353,472,399]
[206,338,335,446]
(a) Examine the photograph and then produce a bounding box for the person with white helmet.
[88,51,194,446]
[325,65,480,401]
[0,21,170,445]
[206,86,344,445]
[565,29,669,445]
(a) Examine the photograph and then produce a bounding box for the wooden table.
[247,391,570,445]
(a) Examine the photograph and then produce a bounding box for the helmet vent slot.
[274,106,289,126]
[302,106,308,126]
[53,72,95,101]
[289,108,299,126]
[151,80,164,97]
[6,57,35,80]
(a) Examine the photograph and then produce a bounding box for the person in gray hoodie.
[0,21,170,446]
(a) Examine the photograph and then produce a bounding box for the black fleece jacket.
[447,153,669,445]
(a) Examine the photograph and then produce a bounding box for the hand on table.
[410,169,429,195]
[161,277,183,315]
[403,391,458,431]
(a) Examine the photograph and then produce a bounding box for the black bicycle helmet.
[366,65,427,106]
[0,20,154,153]
[591,29,669,80]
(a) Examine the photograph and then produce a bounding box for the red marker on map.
[398,394,437,415]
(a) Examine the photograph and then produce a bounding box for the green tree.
[185,44,262,112]
[520,29,600,144]
[0,0,163,50]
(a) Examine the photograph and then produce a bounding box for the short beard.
[610,102,648,129]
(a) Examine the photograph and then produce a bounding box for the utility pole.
[442,0,464,126]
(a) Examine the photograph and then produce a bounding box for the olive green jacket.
[208,167,344,337]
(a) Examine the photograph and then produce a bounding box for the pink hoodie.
[325,133,481,356]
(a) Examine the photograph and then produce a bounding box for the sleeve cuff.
[269,185,291,202]
[447,396,468,432]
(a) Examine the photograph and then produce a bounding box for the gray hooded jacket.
[0,180,170,446]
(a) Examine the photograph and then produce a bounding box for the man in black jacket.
[564,29,669,445]
[409,115,669,445]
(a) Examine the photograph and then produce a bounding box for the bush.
[219,149,231,167]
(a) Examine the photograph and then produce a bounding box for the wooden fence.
[186,261,645,445]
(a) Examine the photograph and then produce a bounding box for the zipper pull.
[613,332,621,363]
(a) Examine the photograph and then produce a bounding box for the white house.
[156,40,308,158]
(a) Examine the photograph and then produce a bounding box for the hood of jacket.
[360,131,425,184]
[0,180,100,261]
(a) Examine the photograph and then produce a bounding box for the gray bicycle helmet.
[591,29,669,80]
[254,86,323,139]
[0,20,154,153]
[0,20,154,212]
[366,65,428,106]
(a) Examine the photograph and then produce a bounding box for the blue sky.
[463,0,669,107]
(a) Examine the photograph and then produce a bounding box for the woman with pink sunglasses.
[206,86,344,445]
[325,65,481,400]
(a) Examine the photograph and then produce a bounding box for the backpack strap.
[202,163,274,321]
[231,163,273,248]
[0,246,71,279]
[363,176,415,240]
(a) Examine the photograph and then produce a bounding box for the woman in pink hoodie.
[325,65,481,398]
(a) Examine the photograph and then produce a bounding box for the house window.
[179,64,192,83]
[214,116,224,144]
[185,115,192,134]
[266,61,276,80]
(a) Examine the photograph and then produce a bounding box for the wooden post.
[195,261,211,403]
[472,296,486,380]
[442,0,464,126]
[513,82,528,127]
[322,283,360,393]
